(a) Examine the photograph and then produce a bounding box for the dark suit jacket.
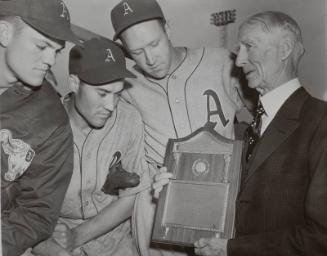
[228,87,327,256]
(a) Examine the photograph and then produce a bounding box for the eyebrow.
[97,88,112,93]
[42,39,65,51]
[96,88,123,94]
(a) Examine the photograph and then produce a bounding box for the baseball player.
[0,0,81,255]
[110,0,248,255]
[33,38,151,256]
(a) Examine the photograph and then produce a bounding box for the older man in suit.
[154,11,327,256]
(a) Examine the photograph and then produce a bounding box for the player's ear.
[280,35,294,61]
[0,20,13,47]
[68,74,80,93]
[164,21,171,40]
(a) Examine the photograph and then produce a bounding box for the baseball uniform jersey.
[124,47,244,171]
[125,47,244,256]
[59,95,150,256]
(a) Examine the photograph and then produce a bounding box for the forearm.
[32,238,72,256]
[72,194,135,248]
[2,207,55,256]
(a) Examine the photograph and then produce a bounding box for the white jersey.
[59,95,150,256]
[124,47,244,256]
[124,47,243,169]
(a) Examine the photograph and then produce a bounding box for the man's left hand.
[194,237,228,256]
[52,222,76,251]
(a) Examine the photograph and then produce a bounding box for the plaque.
[152,122,243,246]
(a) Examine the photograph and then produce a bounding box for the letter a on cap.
[59,1,69,20]
[122,2,134,16]
[105,48,116,62]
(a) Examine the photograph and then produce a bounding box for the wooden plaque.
[152,123,243,247]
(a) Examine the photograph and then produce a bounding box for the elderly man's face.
[236,23,283,94]
[121,19,172,79]
[4,21,64,87]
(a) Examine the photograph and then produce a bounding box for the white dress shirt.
[260,78,301,135]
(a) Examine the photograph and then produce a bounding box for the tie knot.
[256,100,265,116]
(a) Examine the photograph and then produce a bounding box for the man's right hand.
[52,222,76,251]
[152,167,173,199]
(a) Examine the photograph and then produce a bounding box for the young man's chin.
[148,70,167,80]
[90,119,108,129]
[22,76,46,87]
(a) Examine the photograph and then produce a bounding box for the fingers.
[194,238,228,256]
[158,166,167,174]
[53,223,71,249]
[153,172,173,183]
[194,238,212,255]
[152,168,173,199]
[54,223,69,232]
[194,238,209,248]
[153,167,172,182]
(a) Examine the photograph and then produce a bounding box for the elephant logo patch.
[0,129,35,181]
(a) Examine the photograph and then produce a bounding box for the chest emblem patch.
[0,129,35,181]
[109,151,122,168]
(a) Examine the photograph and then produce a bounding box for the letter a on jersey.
[122,2,134,16]
[203,89,229,127]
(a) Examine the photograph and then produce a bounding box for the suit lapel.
[242,87,309,186]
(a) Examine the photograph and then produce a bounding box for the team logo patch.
[59,1,70,21]
[122,2,134,16]
[204,89,229,127]
[109,151,122,168]
[0,129,35,181]
[105,48,116,63]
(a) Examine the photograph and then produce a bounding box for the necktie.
[245,100,265,162]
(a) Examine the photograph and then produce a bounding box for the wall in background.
[54,0,326,99]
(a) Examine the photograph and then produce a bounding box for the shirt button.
[175,99,180,103]
[171,75,177,79]
[85,201,89,206]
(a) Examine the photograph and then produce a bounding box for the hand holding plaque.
[152,122,242,247]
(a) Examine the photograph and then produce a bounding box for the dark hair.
[68,46,82,75]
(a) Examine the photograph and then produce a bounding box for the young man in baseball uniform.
[110,0,248,255]
[33,38,151,256]
[0,0,81,255]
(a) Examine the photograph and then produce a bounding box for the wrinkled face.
[120,19,172,79]
[4,21,64,87]
[74,80,124,128]
[236,23,283,94]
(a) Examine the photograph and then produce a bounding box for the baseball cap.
[0,0,82,46]
[111,0,165,41]
[69,37,136,85]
